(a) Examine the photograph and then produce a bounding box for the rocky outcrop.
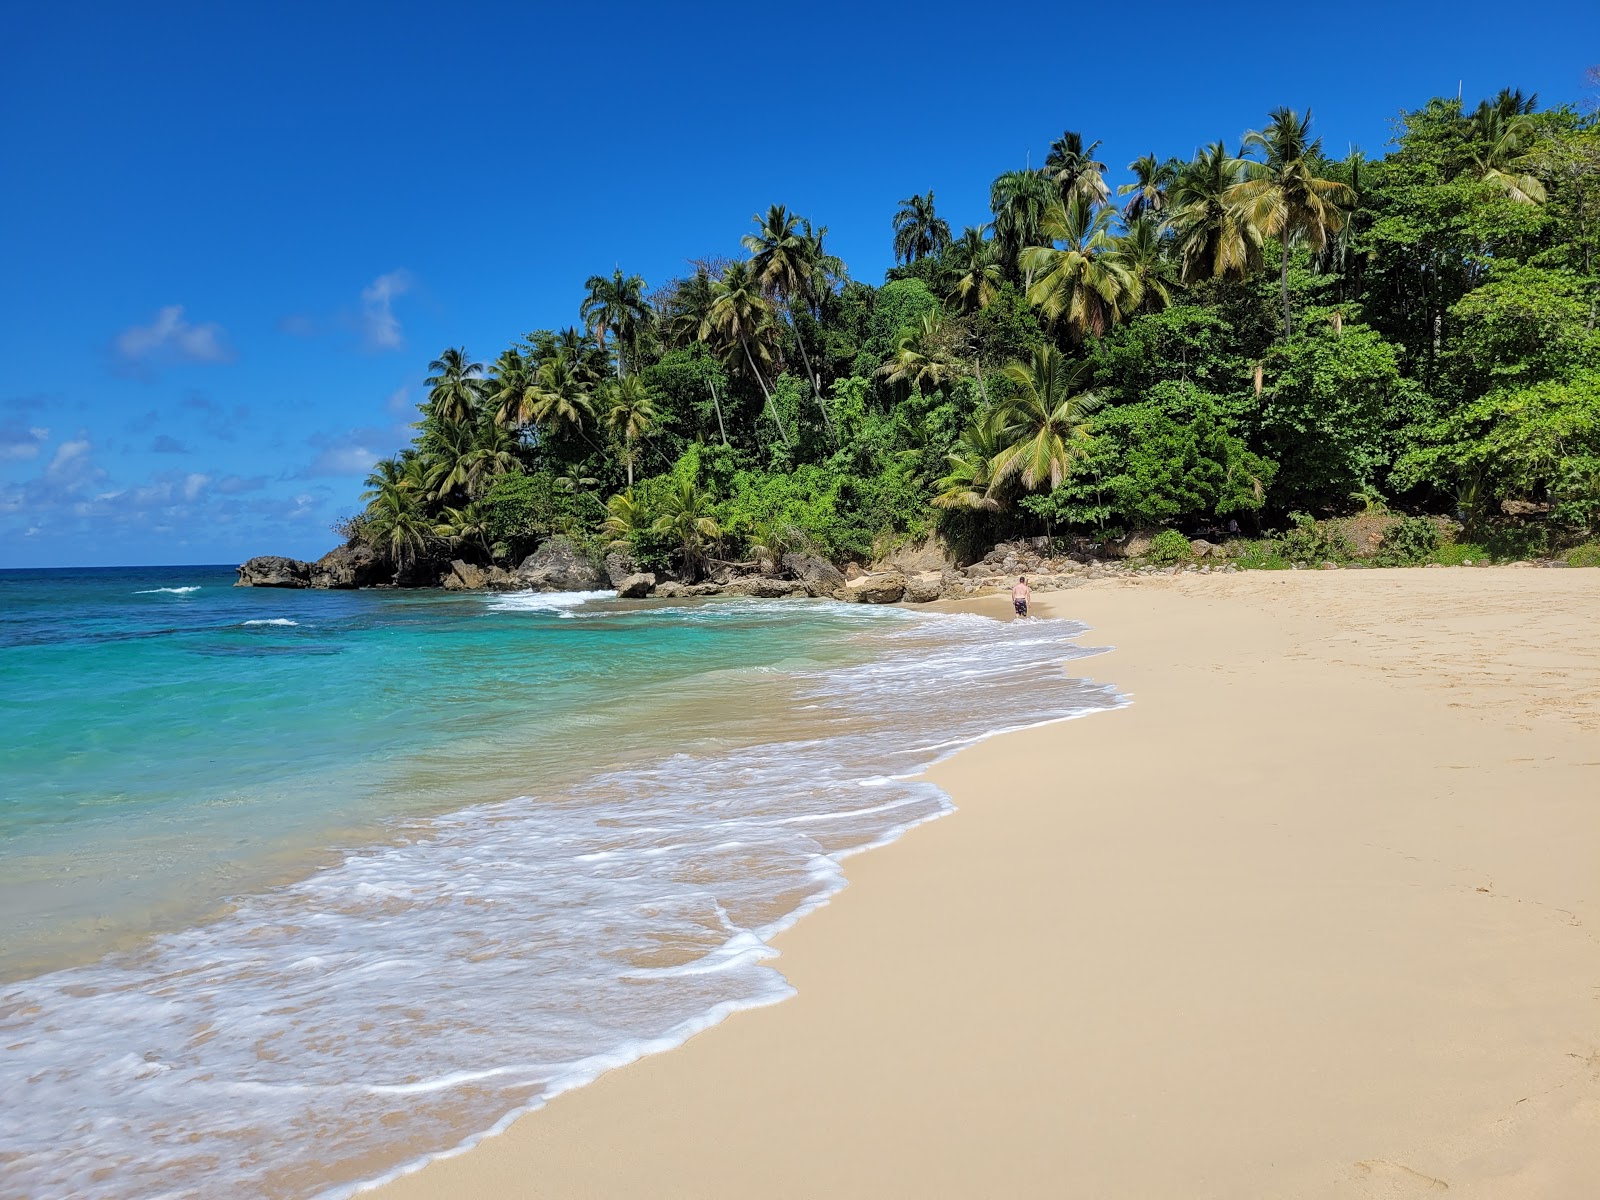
[440,560,518,591]
[616,572,656,598]
[843,571,907,603]
[603,551,636,588]
[517,537,604,591]
[1188,539,1219,559]
[1106,529,1160,559]
[654,581,723,598]
[308,544,383,589]
[725,576,807,598]
[903,570,945,604]
[782,552,848,597]
[236,555,311,588]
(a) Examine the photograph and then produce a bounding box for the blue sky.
[3,1,1597,568]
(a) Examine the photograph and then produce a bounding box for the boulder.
[726,576,806,598]
[484,566,517,590]
[307,544,383,589]
[843,562,866,581]
[615,572,656,599]
[782,552,848,597]
[236,555,312,588]
[603,551,636,588]
[843,572,907,604]
[655,581,724,598]
[516,537,604,591]
[442,559,488,591]
[1106,529,1161,559]
[1189,539,1219,559]
[903,570,945,604]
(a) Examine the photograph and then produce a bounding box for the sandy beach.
[373,569,1600,1199]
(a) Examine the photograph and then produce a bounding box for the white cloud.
[360,271,411,351]
[115,305,234,365]
[46,438,99,486]
[0,421,48,460]
[384,385,414,416]
[306,444,382,476]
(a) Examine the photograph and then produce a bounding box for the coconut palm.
[459,421,521,498]
[651,479,722,581]
[661,268,718,350]
[1166,142,1264,284]
[434,503,492,559]
[555,466,598,495]
[579,269,651,377]
[1020,195,1140,341]
[933,408,1014,511]
[1112,216,1179,315]
[525,358,596,440]
[599,375,659,486]
[892,191,952,264]
[1044,131,1110,209]
[487,348,536,429]
[364,477,434,569]
[876,311,963,393]
[992,346,1103,491]
[425,347,485,426]
[1228,107,1356,337]
[1119,154,1178,221]
[601,489,650,549]
[744,204,832,432]
[1465,102,1547,205]
[946,225,1003,312]
[702,260,791,446]
[990,170,1055,286]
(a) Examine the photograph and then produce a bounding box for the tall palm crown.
[990,170,1055,284]
[1119,154,1178,221]
[876,312,963,393]
[487,348,535,429]
[933,408,1014,512]
[992,346,1104,491]
[702,261,790,446]
[891,191,952,264]
[1044,131,1110,209]
[1228,107,1356,336]
[1465,102,1547,205]
[743,204,834,429]
[1020,195,1140,341]
[579,269,651,377]
[1113,216,1179,315]
[599,376,659,486]
[946,225,1002,312]
[1166,141,1263,284]
[424,347,485,426]
[525,358,596,439]
[661,269,718,349]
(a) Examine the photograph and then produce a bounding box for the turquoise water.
[0,566,1118,1198]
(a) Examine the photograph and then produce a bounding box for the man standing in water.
[1011,576,1031,619]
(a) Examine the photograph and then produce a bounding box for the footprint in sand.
[1352,1160,1450,1192]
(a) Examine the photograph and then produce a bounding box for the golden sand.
[371,569,1600,1198]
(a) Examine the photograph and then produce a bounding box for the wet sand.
[370,569,1600,1198]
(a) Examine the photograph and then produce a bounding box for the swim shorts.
[1013,599,1028,616]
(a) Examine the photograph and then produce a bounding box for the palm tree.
[933,409,1014,511]
[434,503,493,559]
[1119,154,1178,221]
[662,268,718,349]
[892,191,952,264]
[487,348,536,429]
[652,479,722,581]
[1113,216,1178,314]
[703,260,791,446]
[1228,107,1356,337]
[599,376,659,486]
[601,489,650,549]
[555,466,598,495]
[1465,102,1547,205]
[1020,195,1140,341]
[579,269,651,377]
[990,170,1055,286]
[363,476,434,570]
[425,347,485,426]
[1166,142,1263,284]
[1044,131,1110,208]
[946,226,1002,312]
[459,421,521,498]
[876,311,963,393]
[743,204,832,433]
[525,358,596,440]
[992,346,1103,491]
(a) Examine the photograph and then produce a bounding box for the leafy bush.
[1276,513,1353,564]
[1432,541,1489,566]
[1147,529,1193,566]
[1372,516,1440,566]
[1233,541,1291,570]
[1567,543,1600,568]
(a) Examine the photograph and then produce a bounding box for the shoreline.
[371,570,1600,1199]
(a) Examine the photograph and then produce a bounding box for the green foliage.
[1566,543,1600,567]
[1372,515,1440,566]
[1431,541,1488,566]
[856,279,940,379]
[1147,529,1193,565]
[1276,513,1353,564]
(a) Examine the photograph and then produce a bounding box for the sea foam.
[133,585,201,595]
[241,618,300,626]
[0,605,1119,1200]
[485,589,615,613]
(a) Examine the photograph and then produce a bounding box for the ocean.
[0,565,1119,1198]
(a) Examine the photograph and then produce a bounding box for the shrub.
[1276,513,1353,565]
[1432,542,1489,566]
[1147,529,1193,566]
[1567,543,1600,568]
[1372,516,1440,566]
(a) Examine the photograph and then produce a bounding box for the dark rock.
[726,576,806,598]
[441,560,489,591]
[616,572,656,598]
[1106,529,1160,559]
[843,572,906,603]
[236,555,311,588]
[903,571,944,604]
[484,566,517,590]
[782,552,848,597]
[516,537,604,591]
[308,544,383,589]
[603,551,636,587]
[655,581,723,598]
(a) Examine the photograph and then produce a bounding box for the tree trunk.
[1279,231,1292,338]
[741,336,793,446]
[790,313,834,441]
[708,376,729,446]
